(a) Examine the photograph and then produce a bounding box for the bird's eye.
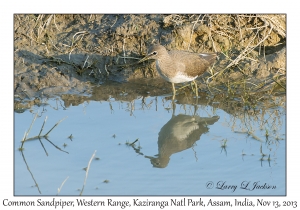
[152,51,157,55]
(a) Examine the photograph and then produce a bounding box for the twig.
[271,77,286,90]
[34,14,43,27]
[20,150,42,194]
[69,48,74,61]
[20,33,38,44]
[22,112,38,144]
[208,17,217,53]
[82,55,89,69]
[110,15,118,28]
[43,15,53,28]
[258,15,286,37]
[44,137,68,154]
[187,14,201,50]
[44,116,68,136]
[57,176,69,195]
[123,38,126,64]
[104,65,109,76]
[80,150,97,196]
[216,24,274,79]
[70,31,87,49]
[213,30,234,40]
[72,31,87,42]
[130,139,139,146]
[49,38,62,52]
[38,138,49,156]
[236,15,243,41]
[53,15,61,32]
[38,116,48,136]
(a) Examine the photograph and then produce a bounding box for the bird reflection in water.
[145,113,219,168]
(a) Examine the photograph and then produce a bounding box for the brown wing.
[169,51,216,77]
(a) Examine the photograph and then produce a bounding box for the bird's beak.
[138,54,154,63]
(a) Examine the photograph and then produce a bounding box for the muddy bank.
[14,14,286,111]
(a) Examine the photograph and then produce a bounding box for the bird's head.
[138,45,167,63]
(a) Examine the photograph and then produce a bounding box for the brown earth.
[14,14,286,111]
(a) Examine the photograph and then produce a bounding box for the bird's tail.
[199,53,218,65]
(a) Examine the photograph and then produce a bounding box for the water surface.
[14,94,286,196]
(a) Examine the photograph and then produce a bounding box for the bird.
[145,114,220,168]
[138,44,217,98]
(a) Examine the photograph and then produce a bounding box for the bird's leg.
[193,103,198,116]
[190,82,195,95]
[192,80,198,97]
[172,83,176,100]
[172,99,176,116]
[171,83,176,115]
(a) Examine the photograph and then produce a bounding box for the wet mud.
[14,14,286,112]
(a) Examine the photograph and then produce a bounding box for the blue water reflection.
[14,96,285,196]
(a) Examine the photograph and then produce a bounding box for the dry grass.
[14,14,286,111]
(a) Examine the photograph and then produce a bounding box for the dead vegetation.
[14,14,286,112]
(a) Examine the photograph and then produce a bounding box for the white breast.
[156,60,197,83]
[168,73,197,83]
